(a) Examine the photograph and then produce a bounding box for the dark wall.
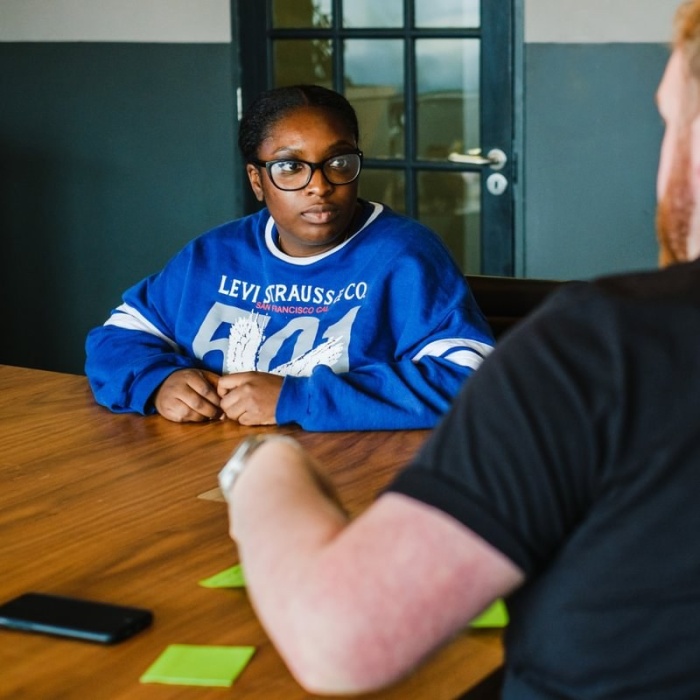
[0,42,240,374]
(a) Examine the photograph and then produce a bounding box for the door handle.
[448,148,507,171]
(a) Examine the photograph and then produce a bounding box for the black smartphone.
[0,592,153,644]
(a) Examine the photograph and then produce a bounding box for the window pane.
[415,0,479,28]
[343,0,402,28]
[416,39,479,160]
[273,40,333,87]
[418,171,481,273]
[272,0,332,29]
[345,40,404,159]
[358,169,406,214]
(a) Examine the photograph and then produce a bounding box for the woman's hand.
[217,371,283,425]
[154,369,222,422]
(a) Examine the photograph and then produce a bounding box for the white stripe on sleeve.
[104,303,180,352]
[412,338,494,370]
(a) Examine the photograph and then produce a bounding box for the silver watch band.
[218,434,298,501]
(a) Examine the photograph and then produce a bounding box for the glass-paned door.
[237,0,515,275]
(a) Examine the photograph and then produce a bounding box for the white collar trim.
[264,201,383,265]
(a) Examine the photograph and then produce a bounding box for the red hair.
[675,0,700,79]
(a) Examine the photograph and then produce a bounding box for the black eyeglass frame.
[250,150,364,191]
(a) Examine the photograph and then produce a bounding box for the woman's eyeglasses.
[251,151,363,191]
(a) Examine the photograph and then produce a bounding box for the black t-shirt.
[389,261,700,699]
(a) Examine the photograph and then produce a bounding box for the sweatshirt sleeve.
[276,299,494,431]
[85,254,199,414]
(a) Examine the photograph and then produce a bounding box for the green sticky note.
[199,564,246,588]
[140,644,255,687]
[469,599,509,628]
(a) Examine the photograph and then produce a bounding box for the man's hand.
[154,369,222,422]
[217,371,283,425]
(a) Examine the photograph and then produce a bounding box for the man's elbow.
[279,618,408,696]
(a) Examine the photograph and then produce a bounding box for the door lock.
[486,173,508,196]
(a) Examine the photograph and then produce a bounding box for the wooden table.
[0,364,503,699]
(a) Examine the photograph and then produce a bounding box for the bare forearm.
[229,441,355,690]
[226,441,525,695]
[230,441,348,561]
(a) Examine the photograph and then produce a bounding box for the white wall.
[525,0,681,43]
[0,0,231,42]
[9,0,679,45]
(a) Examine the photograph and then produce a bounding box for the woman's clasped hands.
[154,368,283,425]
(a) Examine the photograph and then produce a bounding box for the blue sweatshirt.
[85,201,494,430]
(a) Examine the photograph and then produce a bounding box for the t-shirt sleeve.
[388,282,617,576]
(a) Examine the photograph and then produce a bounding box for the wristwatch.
[218,434,298,502]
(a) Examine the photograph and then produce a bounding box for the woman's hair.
[238,84,360,163]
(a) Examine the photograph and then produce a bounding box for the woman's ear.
[246,164,265,202]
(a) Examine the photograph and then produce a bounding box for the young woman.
[85,85,494,431]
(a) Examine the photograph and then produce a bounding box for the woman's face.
[246,105,360,258]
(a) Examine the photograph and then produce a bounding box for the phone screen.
[0,592,153,644]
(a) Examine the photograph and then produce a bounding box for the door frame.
[233,0,525,277]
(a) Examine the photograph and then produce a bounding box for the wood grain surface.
[0,364,503,699]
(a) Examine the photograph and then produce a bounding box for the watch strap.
[218,434,298,501]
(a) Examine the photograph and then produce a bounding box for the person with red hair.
[221,2,700,697]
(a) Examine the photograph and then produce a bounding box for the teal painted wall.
[522,42,667,279]
[0,42,240,373]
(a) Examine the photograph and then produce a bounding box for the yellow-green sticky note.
[140,644,255,687]
[199,564,246,588]
[470,599,509,628]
